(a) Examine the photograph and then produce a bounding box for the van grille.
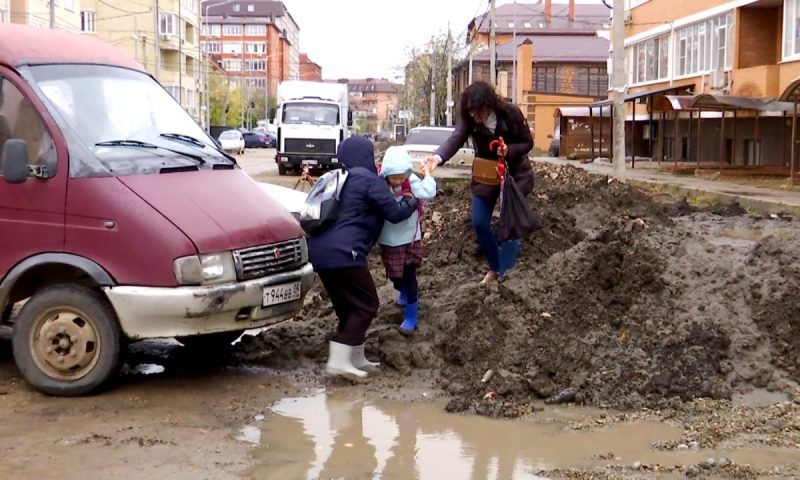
[233,238,305,281]
[285,138,336,155]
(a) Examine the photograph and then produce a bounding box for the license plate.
[262,281,302,307]
[302,160,318,165]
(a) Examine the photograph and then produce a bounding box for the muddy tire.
[12,285,122,396]
[177,331,243,351]
[278,164,287,176]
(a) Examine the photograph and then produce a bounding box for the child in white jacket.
[378,146,437,334]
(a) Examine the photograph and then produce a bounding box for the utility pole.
[430,45,436,126]
[512,0,517,103]
[241,28,245,128]
[611,0,626,177]
[178,0,183,106]
[446,24,453,126]
[49,0,55,28]
[154,0,161,80]
[489,0,497,87]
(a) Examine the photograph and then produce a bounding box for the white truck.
[272,81,351,175]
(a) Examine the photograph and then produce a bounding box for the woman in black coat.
[426,81,534,284]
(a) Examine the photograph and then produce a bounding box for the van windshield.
[282,102,339,126]
[24,64,232,177]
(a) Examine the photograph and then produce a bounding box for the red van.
[0,25,314,396]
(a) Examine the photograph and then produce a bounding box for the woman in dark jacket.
[308,136,419,381]
[426,81,534,284]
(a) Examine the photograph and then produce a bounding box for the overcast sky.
[283,0,608,81]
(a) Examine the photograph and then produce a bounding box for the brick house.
[456,0,611,153]
[300,53,322,81]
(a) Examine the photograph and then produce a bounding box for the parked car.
[262,131,277,148]
[257,182,306,219]
[0,24,314,396]
[401,126,475,166]
[219,130,245,154]
[243,132,271,149]
[548,126,561,157]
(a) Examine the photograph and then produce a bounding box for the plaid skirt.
[380,242,423,279]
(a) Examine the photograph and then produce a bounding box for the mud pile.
[235,163,800,416]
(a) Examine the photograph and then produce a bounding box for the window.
[245,24,266,36]
[163,85,180,100]
[785,0,800,58]
[222,43,242,54]
[201,41,221,54]
[202,24,221,36]
[247,4,255,12]
[245,42,266,54]
[223,59,242,71]
[0,9,6,23]
[223,24,243,36]
[181,0,196,11]
[62,0,75,11]
[577,67,609,96]
[629,33,668,84]
[674,12,732,77]
[233,4,240,12]
[523,22,531,28]
[0,77,55,169]
[533,67,556,93]
[159,13,178,36]
[248,78,266,88]
[246,60,266,71]
[80,11,96,33]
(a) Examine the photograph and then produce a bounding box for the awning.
[780,77,800,103]
[553,106,611,118]
[665,94,796,112]
[625,84,694,102]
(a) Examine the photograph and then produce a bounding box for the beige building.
[9,0,80,29]
[78,0,203,122]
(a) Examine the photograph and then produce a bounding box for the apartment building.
[603,0,800,180]
[333,78,401,133]
[76,0,203,122]
[200,0,300,100]
[457,0,610,153]
[9,0,81,29]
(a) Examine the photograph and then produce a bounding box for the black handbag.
[498,174,543,241]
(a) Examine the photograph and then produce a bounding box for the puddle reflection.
[248,392,800,480]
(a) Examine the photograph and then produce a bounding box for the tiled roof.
[472,34,609,63]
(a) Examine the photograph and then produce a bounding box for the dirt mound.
[235,163,800,416]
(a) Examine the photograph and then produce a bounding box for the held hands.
[424,155,442,173]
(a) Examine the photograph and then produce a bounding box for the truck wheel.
[12,285,122,396]
[177,331,243,351]
[278,164,287,176]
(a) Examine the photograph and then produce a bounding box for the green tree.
[208,71,242,127]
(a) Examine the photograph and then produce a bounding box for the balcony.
[731,65,779,98]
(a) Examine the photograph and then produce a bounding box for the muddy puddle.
[242,391,800,480]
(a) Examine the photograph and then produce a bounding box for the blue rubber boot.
[399,302,419,334]
[395,287,407,306]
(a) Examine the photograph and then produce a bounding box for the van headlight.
[174,252,237,285]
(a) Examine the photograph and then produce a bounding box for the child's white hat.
[380,146,414,177]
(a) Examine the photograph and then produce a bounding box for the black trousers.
[318,266,380,346]
[390,264,418,304]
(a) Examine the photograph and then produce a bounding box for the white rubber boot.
[352,344,380,370]
[325,341,368,381]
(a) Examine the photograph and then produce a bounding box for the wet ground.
[1,149,800,479]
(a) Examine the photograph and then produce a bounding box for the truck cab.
[0,25,314,396]
[273,81,351,175]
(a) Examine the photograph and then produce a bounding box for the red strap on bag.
[490,137,508,207]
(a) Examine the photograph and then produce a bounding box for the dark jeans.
[390,264,419,304]
[471,195,521,276]
[317,266,379,346]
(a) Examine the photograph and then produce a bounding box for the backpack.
[299,169,349,236]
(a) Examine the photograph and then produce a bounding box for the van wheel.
[278,164,287,175]
[177,331,243,351]
[12,285,122,396]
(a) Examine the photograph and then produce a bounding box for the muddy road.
[2,149,800,479]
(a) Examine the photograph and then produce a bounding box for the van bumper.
[103,263,315,339]
[277,153,339,169]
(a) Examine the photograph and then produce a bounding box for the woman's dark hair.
[458,81,503,125]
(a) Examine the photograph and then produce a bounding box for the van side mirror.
[547,134,553,139]
[347,110,353,127]
[269,107,276,123]
[2,140,31,184]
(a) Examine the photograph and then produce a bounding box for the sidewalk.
[536,157,800,217]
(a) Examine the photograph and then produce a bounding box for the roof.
[470,2,610,36]
[669,94,796,112]
[0,24,143,71]
[202,0,298,29]
[472,34,609,63]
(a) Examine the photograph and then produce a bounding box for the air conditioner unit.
[623,9,632,25]
[160,34,171,41]
[709,70,729,90]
